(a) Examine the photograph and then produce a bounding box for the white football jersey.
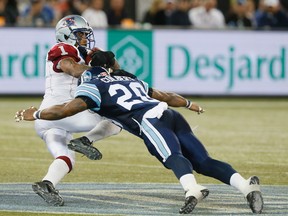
[40,42,85,109]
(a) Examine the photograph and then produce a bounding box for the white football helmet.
[55,15,95,48]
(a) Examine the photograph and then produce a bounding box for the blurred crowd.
[1,0,288,29]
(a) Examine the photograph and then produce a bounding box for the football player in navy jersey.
[18,14,205,207]
[16,66,263,214]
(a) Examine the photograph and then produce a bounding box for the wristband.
[185,100,193,109]
[33,110,42,119]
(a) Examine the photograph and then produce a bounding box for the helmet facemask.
[71,28,95,49]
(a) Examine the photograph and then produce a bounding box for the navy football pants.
[141,109,236,185]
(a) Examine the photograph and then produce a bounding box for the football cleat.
[179,196,198,214]
[68,136,102,160]
[179,187,209,214]
[32,181,64,206]
[246,176,264,214]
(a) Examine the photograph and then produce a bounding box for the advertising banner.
[154,30,288,95]
[0,28,287,96]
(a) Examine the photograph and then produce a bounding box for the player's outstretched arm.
[15,98,88,122]
[150,88,205,114]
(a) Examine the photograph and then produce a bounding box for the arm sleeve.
[75,83,101,111]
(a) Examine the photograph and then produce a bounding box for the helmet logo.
[64,17,76,27]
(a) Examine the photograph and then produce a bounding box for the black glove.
[78,46,88,59]
[90,50,115,68]
[112,69,137,79]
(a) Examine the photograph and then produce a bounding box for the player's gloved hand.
[90,50,115,68]
[78,46,88,59]
[112,69,137,79]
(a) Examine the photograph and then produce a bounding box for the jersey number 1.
[58,46,69,56]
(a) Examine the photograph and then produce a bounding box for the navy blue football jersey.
[75,74,161,136]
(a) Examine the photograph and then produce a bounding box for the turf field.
[0,97,287,215]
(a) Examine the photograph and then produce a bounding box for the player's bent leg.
[165,155,209,214]
[32,180,64,206]
[42,129,75,183]
[32,128,75,205]
[173,114,263,213]
[197,158,263,214]
[140,113,208,214]
[85,119,122,142]
[33,156,72,206]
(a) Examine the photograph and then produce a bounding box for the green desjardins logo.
[108,30,153,86]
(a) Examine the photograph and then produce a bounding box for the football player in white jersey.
[31,15,122,206]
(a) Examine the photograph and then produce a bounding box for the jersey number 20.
[108,82,155,110]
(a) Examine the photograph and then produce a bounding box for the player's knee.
[43,128,74,156]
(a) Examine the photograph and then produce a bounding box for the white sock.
[230,173,247,195]
[180,174,207,200]
[179,173,198,192]
[42,158,70,186]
